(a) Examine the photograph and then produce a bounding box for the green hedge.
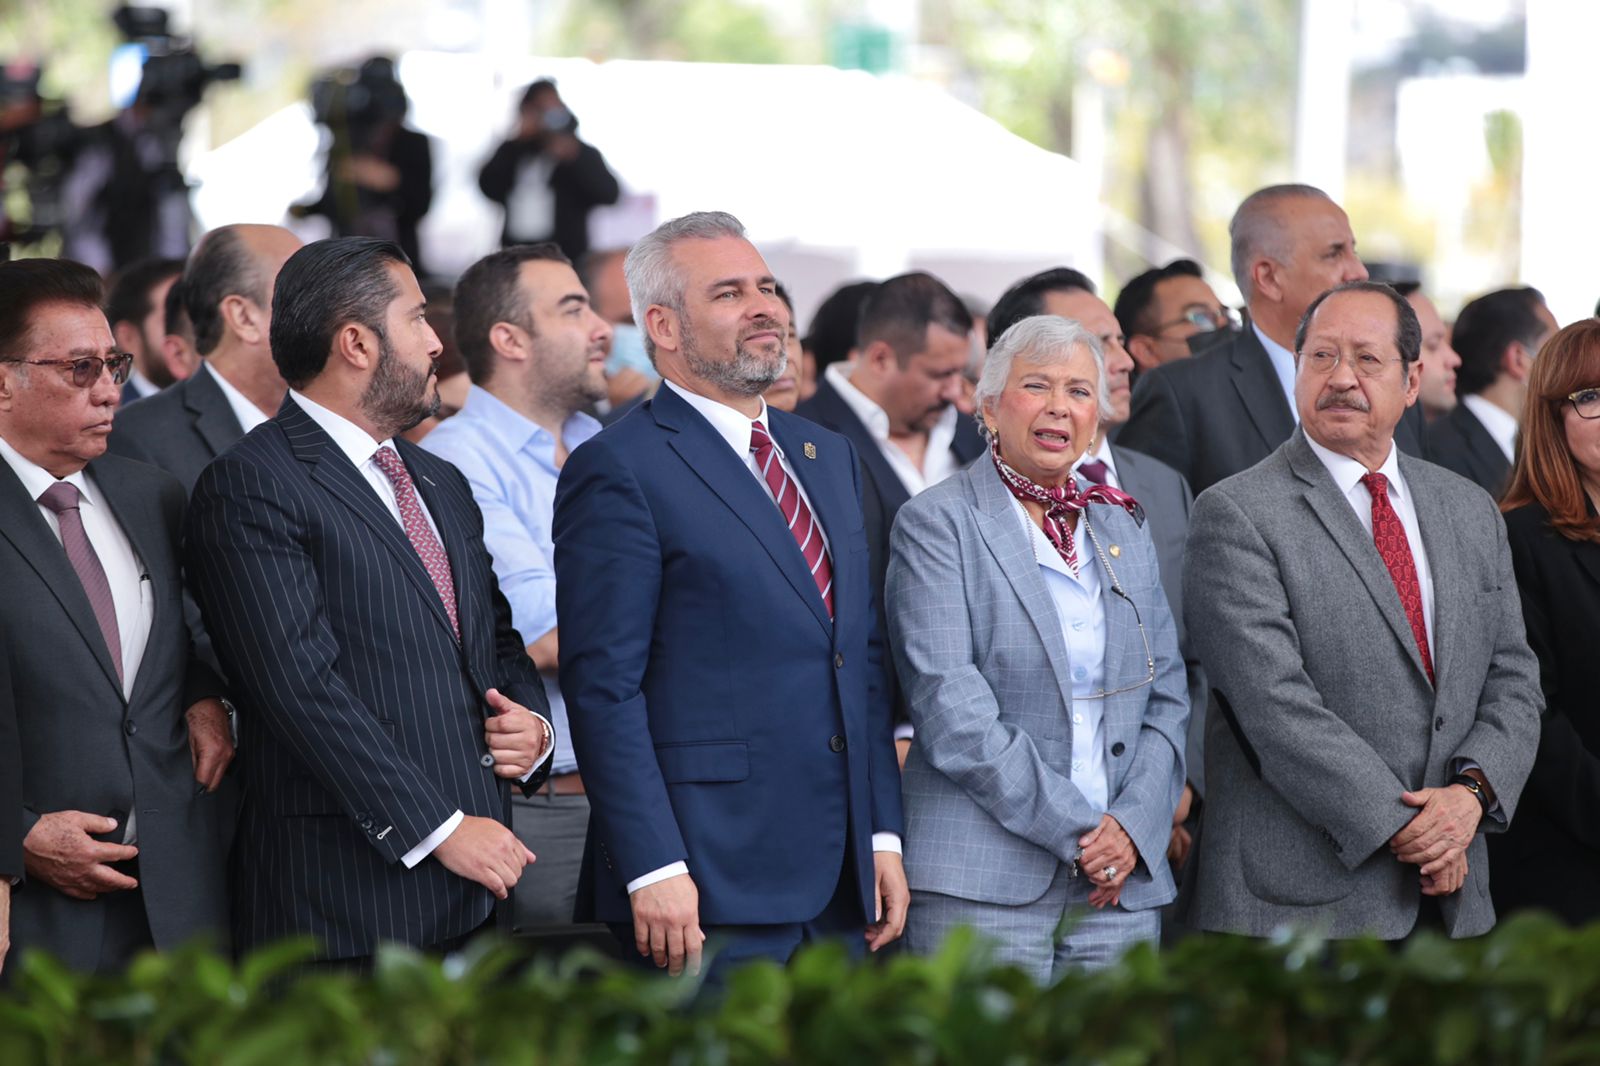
[3,913,1600,1064]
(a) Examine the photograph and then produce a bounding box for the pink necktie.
[373,446,460,639]
[38,482,124,685]
[1361,472,1434,685]
[749,421,833,618]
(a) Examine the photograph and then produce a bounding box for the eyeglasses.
[1152,305,1240,335]
[1566,387,1600,420]
[1300,350,1405,379]
[3,353,134,388]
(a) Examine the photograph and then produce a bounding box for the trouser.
[508,790,590,933]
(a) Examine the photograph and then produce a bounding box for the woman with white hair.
[886,314,1189,981]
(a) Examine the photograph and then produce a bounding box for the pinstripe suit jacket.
[886,459,1189,911]
[184,398,550,959]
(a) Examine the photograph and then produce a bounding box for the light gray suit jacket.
[887,459,1189,911]
[1179,428,1542,939]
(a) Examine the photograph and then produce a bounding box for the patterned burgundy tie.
[38,482,124,685]
[373,446,460,639]
[1360,472,1434,685]
[749,421,833,618]
[1076,458,1111,486]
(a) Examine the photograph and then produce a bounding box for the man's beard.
[141,329,177,389]
[680,314,785,397]
[361,335,439,437]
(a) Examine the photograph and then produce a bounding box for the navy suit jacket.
[553,384,903,927]
[184,397,550,959]
[1427,401,1511,500]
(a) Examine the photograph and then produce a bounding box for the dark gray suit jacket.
[1179,428,1542,939]
[0,653,19,883]
[108,366,247,494]
[0,453,229,972]
[1118,326,1428,496]
[1427,401,1511,500]
[1113,446,1207,796]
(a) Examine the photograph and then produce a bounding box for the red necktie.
[1076,458,1111,486]
[749,421,833,618]
[1361,472,1434,685]
[373,446,460,639]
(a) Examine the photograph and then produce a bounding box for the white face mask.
[604,323,658,380]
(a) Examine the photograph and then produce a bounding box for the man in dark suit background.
[985,267,1206,868]
[795,272,984,760]
[108,224,302,492]
[1428,286,1559,499]
[1,654,18,977]
[184,237,555,965]
[1119,184,1426,495]
[554,211,907,982]
[105,257,185,406]
[0,258,232,975]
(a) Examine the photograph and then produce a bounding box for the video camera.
[112,4,242,125]
[309,57,409,152]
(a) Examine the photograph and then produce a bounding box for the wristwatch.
[1450,773,1491,814]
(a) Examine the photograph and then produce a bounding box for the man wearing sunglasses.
[0,258,232,975]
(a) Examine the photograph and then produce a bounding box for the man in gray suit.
[1119,185,1426,496]
[1181,280,1542,939]
[0,258,232,974]
[108,224,301,491]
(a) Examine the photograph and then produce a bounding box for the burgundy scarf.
[990,437,1144,574]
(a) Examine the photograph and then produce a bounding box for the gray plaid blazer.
[886,459,1190,911]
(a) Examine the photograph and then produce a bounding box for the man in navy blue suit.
[185,238,554,964]
[553,212,907,980]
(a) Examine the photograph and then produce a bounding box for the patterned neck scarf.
[990,437,1144,574]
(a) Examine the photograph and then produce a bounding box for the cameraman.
[478,80,618,262]
[295,57,433,276]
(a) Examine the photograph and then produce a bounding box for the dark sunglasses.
[4,352,135,388]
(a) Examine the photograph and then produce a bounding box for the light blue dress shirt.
[1011,496,1109,813]
[421,385,600,775]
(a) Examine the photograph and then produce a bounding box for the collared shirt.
[625,379,899,897]
[825,362,961,495]
[422,385,599,775]
[1072,435,1122,490]
[289,391,553,866]
[125,368,160,400]
[1011,495,1110,813]
[1460,393,1518,463]
[205,361,273,434]
[1253,323,1300,425]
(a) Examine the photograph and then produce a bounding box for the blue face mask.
[605,323,658,380]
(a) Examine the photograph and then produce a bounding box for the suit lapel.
[1082,509,1138,698]
[91,461,167,708]
[770,414,855,640]
[404,445,476,647]
[1228,329,1296,456]
[279,399,459,642]
[0,461,124,695]
[1401,455,1461,690]
[970,463,1076,701]
[808,380,912,516]
[1288,433,1431,685]
[654,388,833,638]
[187,365,250,458]
[1457,405,1511,487]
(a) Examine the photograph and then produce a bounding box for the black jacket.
[1427,401,1512,500]
[478,135,619,262]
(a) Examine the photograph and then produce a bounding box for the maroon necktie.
[749,421,833,618]
[1361,472,1434,685]
[38,482,124,685]
[1076,458,1111,486]
[373,446,460,638]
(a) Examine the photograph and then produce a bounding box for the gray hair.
[974,315,1113,436]
[1229,183,1331,304]
[623,211,747,363]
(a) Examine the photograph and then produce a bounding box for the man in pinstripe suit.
[185,238,555,964]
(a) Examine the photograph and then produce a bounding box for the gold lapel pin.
[803,442,817,460]
[1109,545,1121,558]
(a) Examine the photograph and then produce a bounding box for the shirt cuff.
[1449,758,1505,823]
[518,711,556,784]
[402,810,464,868]
[872,832,902,855]
[892,722,915,742]
[627,861,688,894]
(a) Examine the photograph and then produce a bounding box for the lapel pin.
[803,442,817,460]
[1109,545,1121,558]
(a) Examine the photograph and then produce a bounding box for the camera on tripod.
[112,4,242,124]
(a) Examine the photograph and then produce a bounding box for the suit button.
[480,753,496,768]
[829,735,846,753]
[1434,717,1444,732]
[1111,742,1125,757]
[834,653,845,669]
[124,720,138,736]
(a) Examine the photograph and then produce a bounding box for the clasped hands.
[1389,784,1483,897]
[1079,813,1136,909]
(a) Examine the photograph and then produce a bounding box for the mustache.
[739,316,785,342]
[1317,389,1370,412]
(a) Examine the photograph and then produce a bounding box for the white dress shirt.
[1253,323,1300,425]
[825,363,961,495]
[626,381,901,896]
[1,434,156,845]
[205,361,273,434]
[125,368,160,400]
[289,391,553,868]
[1460,393,1519,463]
[1011,496,1111,813]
